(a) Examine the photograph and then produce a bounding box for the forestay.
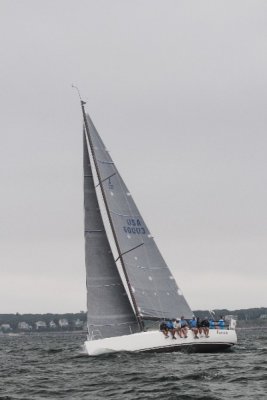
[83,133,140,339]
[85,114,193,320]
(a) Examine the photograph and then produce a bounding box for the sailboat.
[79,99,237,356]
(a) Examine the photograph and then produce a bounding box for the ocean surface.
[0,329,266,399]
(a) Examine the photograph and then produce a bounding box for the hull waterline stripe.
[136,342,235,353]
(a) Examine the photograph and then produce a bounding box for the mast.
[80,101,144,331]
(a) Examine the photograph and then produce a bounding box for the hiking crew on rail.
[159,316,225,339]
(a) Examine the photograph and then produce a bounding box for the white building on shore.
[49,320,57,329]
[74,319,83,329]
[58,318,69,328]
[18,322,32,331]
[35,321,47,330]
[0,324,12,332]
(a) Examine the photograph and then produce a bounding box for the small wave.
[252,365,267,371]
[71,353,89,359]
[148,394,219,400]
[0,396,22,400]
[228,376,248,383]
[0,397,16,400]
[4,349,18,354]
[151,375,181,383]
[183,372,208,381]
[256,348,267,353]
[45,348,64,354]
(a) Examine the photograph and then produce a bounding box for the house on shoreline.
[18,322,32,331]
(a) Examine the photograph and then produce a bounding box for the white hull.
[84,329,237,356]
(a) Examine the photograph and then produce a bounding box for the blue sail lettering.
[123,226,146,234]
[126,218,141,226]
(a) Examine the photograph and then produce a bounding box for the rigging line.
[85,119,145,328]
[71,84,82,101]
[115,243,144,262]
[91,126,151,322]
[86,114,141,227]
[106,149,166,319]
[95,172,116,188]
[116,186,165,318]
[81,105,143,332]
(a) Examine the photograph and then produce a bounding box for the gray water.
[0,330,266,399]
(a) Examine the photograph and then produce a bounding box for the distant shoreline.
[237,327,267,330]
[1,308,266,333]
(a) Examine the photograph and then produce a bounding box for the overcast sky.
[1,0,266,313]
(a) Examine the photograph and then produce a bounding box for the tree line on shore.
[0,308,266,332]
[193,307,267,321]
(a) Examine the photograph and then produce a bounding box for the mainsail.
[83,108,193,321]
[83,132,140,339]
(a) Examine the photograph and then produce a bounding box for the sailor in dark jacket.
[200,317,210,338]
[159,321,169,338]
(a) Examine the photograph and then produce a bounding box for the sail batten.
[110,211,141,218]
[84,112,193,320]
